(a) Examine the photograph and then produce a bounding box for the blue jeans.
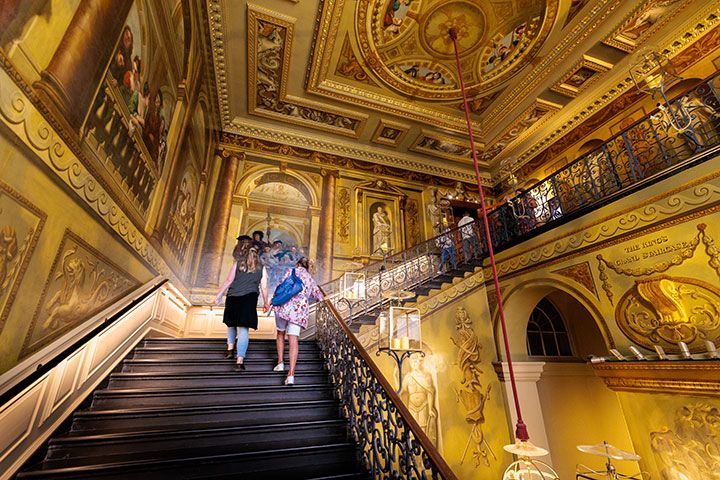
[227,326,250,358]
[439,246,457,272]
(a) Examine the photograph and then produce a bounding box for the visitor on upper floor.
[457,211,481,261]
[436,227,457,274]
[215,235,270,371]
[271,257,324,386]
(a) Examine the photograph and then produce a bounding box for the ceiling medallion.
[356,0,559,101]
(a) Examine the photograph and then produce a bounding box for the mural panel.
[0,180,46,335]
[21,230,139,357]
[164,162,199,266]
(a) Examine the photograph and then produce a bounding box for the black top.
[227,266,263,297]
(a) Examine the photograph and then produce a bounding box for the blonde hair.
[232,241,260,272]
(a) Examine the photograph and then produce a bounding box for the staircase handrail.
[0,278,168,405]
[315,296,458,480]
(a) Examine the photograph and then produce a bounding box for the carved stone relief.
[551,261,598,297]
[615,275,720,353]
[0,180,46,335]
[650,402,720,479]
[405,199,420,248]
[335,187,351,243]
[21,230,139,357]
[399,353,443,451]
[451,306,494,467]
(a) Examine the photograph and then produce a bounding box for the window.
[526,298,573,357]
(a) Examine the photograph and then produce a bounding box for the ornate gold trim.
[409,129,488,166]
[549,55,613,98]
[592,361,720,396]
[370,119,410,148]
[246,4,367,138]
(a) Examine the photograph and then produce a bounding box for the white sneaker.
[284,375,295,385]
[273,363,285,372]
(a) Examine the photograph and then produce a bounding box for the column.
[316,169,338,284]
[494,361,554,465]
[196,151,242,286]
[34,0,134,129]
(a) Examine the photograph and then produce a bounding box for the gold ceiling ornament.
[615,275,720,353]
[247,4,367,138]
[355,0,557,101]
[550,55,613,98]
[603,0,693,53]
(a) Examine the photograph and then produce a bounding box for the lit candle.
[400,336,410,351]
[391,338,401,350]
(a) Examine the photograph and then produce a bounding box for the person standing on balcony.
[272,257,324,386]
[436,226,457,274]
[215,235,270,371]
[458,211,480,261]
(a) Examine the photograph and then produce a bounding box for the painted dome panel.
[356,0,559,101]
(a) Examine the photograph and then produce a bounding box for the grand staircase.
[16,339,369,480]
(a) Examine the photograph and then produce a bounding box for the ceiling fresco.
[204,0,720,187]
[355,0,557,101]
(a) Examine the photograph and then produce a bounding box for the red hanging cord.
[449,27,529,442]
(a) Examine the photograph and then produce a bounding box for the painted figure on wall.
[485,22,527,74]
[110,25,134,86]
[372,204,392,253]
[383,0,414,37]
[400,354,442,450]
[0,225,18,289]
[619,0,682,41]
[451,307,495,467]
[427,191,443,235]
[650,402,720,479]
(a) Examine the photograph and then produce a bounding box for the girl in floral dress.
[272,257,324,385]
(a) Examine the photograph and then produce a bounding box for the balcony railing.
[489,72,720,249]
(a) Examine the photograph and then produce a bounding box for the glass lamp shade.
[629,50,679,94]
[341,272,366,300]
[502,442,559,480]
[383,306,421,351]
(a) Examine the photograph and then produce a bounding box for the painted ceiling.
[205,0,720,186]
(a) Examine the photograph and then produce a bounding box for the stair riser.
[19,446,361,479]
[120,361,325,373]
[137,344,321,352]
[91,388,334,409]
[71,404,341,435]
[107,372,328,388]
[45,425,348,468]
[131,351,322,361]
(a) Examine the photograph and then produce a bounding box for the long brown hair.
[232,241,260,272]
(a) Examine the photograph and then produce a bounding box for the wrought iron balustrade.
[320,222,482,323]
[315,300,457,480]
[489,72,720,250]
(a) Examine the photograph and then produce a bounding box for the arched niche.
[493,277,612,361]
[576,138,604,157]
[236,167,320,208]
[665,77,703,98]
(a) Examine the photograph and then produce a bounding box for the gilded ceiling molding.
[479,99,562,163]
[370,119,409,147]
[247,4,367,138]
[409,129,488,166]
[501,5,720,181]
[550,55,613,99]
[481,0,622,127]
[592,361,720,396]
[305,0,479,134]
[0,66,172,279]
[602,0,694,53]
[223,121,489,184]
[205,0,231,126]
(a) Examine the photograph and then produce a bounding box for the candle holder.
[376,305,422,393]
[335,272,367,325]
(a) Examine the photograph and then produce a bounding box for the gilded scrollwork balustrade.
[315,300,457,480]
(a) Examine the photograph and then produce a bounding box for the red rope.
[449,28,529,442]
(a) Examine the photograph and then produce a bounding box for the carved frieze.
[0,180,46,335]
[21,230,139,357]
[335,187,351,243]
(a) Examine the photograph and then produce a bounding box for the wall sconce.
[629,49,690,131]
[336,272,366,324]
[377,305,423,393]
[502,441,559,480]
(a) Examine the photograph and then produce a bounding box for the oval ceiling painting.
[356,0,560,101]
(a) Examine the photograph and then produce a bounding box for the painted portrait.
[0,181,46,335]
[20,230,138,358]
[111,3,175,171]
[164,164,199,265]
